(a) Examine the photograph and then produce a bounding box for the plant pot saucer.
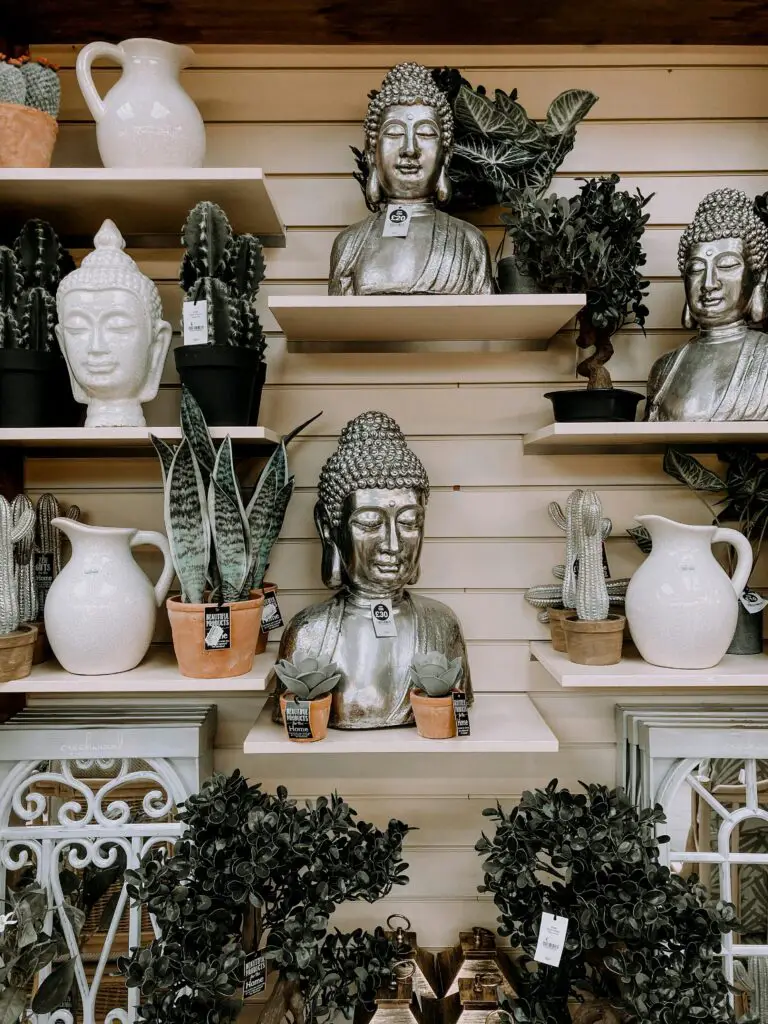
[545,387,643,423]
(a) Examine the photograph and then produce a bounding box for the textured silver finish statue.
[645,188,768,421]
[272,411,471,730]
[329,62,493,296]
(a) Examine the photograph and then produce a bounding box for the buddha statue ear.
[747,268,768,325]
[314,502,343,590]
[436,153,452,206]
[139,318,173,403]
[55,322,88,404]
[365,149,382,208]
[681,301,695,330]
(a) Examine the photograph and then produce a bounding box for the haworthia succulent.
[208,438,251,602]
[165,439,210,604]
[11,494,37,624]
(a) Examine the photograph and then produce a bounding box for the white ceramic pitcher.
[44,519,174,675]
[76,38,206,168]
[625,514,753,670]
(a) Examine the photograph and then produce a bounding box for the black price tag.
[452,691,470,736]
[285,700,312,740]
[204,606,231,650]
[243,952,267,999]
[260,591,284,634]
[35,553,54,606]
[371,598,397,637]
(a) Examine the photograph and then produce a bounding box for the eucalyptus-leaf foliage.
[478,780,738,1024]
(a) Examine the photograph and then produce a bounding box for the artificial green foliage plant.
[502,176,652,389]
[409,651,463,697]
[274,652,342,701]
[479,779,738,1024]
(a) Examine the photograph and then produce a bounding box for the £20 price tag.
[534,912,568,967]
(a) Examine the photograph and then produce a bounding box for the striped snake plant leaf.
[180,386,216,484]
[208,438,252,602]
[150,434,177,487]
[246,458,278,586]
[165,437,210,604]
[252,477,294,589]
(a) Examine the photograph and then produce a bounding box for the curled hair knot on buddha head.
[678,188,768,274]
[364,62,454,152]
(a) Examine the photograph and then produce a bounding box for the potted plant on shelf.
[274,651,341,742]
[0,56,60,167]
[0,220,78,427]
[503,175,652,422]
[175,200,268,427]
[561,490,625,666]
[119,771,410,1024]
[0,494,37,682]
[409,651,465,739]
[152,388,317,678]
[478,780,738,1024]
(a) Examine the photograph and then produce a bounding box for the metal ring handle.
[387,914,412,931]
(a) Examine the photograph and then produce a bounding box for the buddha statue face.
[684,237,755,329]
[374,103,445,202]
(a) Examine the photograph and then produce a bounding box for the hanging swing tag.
[243,952,267,999]
[260,591,285,634]
[35,552,54,607]
[741,588,768,614]
[371,598,397,638]
[534,912,568,967]
[285,700,312,740]
[452,691,471,736]
[183,300,209,346]
[204,606,231,650]
[382,204,413,238]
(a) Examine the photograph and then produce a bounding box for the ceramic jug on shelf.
[625,515,753,670]
[76,38,206,168]
[44,519,174,675]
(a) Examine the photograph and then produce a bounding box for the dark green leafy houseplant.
[119,771,410,1024]
[351,67,596,214]
[478,780,737,1024]
[502,176,652,390]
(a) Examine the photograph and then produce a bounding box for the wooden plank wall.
[28,44,768,945]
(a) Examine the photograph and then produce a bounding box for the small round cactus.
[0,60,26,107]
[274,652,341,701]
[409,652,463,698]
[19,58,60,118]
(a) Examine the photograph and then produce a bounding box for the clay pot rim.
[564,613,626,630]
[281,691,333,706]
[0,102,57,129]
[0,624,38,648]
[166,594,264,613]
[410,688,454,705]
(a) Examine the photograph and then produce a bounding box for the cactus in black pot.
[175,201,268,426]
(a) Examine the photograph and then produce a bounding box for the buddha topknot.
[678,188,768,274]
[364,62,453,152]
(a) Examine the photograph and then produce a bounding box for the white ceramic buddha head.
[55,220,172,427]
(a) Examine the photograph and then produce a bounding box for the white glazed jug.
[76,38,206,168]
[625,515,753,670]
[44,519,175,675]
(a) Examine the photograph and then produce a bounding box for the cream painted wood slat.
[524,421,768,454]
[0,426,278,450]
[55,67,768,122]
[53,121,768,174]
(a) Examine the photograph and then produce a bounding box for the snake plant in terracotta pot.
[0,493,36,682]
[275,652,341,742]
[152,387,319,678]
[409,652,464,739]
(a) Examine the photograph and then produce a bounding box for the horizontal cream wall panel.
[54,120,768,174]
[56,67,768,122]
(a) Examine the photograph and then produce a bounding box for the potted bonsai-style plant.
[0,494,37,682]
[119,771,410,1024]
[274,651,341,742]
[175,200,267,426]
[0,220,78,427]
[503,175,652,422]
[0,56,60,167]
[409,651,465,739]
[152,387,318,678]
[479,780,738,1024]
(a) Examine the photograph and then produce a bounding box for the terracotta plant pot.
[252,582,277,655]
[563,614,625,666]
[0,625,38,682]
[27,619,51,664]
[410,689,457,739]
[166,594,264,678]
[279,692,332,743]
[0,103,58,168]
[548,607,571,653]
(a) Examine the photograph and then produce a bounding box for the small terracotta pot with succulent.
[275,652,341,743]
[409,651,465,740]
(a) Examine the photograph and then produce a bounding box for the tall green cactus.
[33,493,79,612]
[14,220,74,292]
[12,494,37,624]
[19,58,60,118]
[574,490,610,622]
[0,496,35,636]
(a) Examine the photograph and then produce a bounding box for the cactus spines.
[0,247,22,311]
[574,490,610,622]
[0,222,73,354]
[11,494,37,624]
[15,286,57,352]
[19,58,61,118]
[14,219,72,293]
[0,60,26,106]
[226,233,266,296]
[181,201,233,285]
[0,495,35,635]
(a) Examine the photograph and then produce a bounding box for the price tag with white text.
[183,300,209,345]
[382,204,412,238]
[371,598,397,638]
[534,912,568,967]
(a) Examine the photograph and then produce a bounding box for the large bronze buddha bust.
[645,188,768,421]
[329,62,493,296]
[273,411,472,730]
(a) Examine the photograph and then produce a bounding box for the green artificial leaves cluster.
[478,780,738,1024]
[119,771,411,1024]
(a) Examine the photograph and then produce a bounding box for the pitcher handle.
[131,531,175,607]
[76,41,125,122]
[712,527,753,598]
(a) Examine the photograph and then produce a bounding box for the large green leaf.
[0,987,26,1024]
[252,477,294,589]
[453,137,536,172]
[544,89,599,135]
[150,434,176,487]
[31,958,75,1014]
[247,459,278,589]
[165,437,210,604]
[208,439,252,602]
[663,448,726,492]
[454,86,509,136]
[180,386,216,482]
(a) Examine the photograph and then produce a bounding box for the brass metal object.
[386,913,441,1000]
[358,969,431,1024]
[438,972,508,1024]
[436,927,516,998]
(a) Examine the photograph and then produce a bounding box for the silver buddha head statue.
[363,62,454,208]
[56,219,172,427]
[679,188,768,330]
[315,411,430,599]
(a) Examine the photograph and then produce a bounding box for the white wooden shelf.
[523,421,768,455]
[0,426,278,452]
[243,694,558,754]
[0,168,285,247]
[531,641,768,688]
[269,294,585,350]
[2,646,275,694]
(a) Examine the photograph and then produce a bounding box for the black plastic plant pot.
[175,345,265,427]
[544,387,644,423]
[496,256,541,295]
[249,359,268,426]
[0,349,66,427]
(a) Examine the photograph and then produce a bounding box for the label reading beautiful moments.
[382,204,413,237]
[204,607,231,650]
[534,912,568,967]
[243,952,267,999]
[183,300,209,345]
[371,598,397,638]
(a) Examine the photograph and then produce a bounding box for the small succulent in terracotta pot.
[275,652,341,742]
[409,651,464,739]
